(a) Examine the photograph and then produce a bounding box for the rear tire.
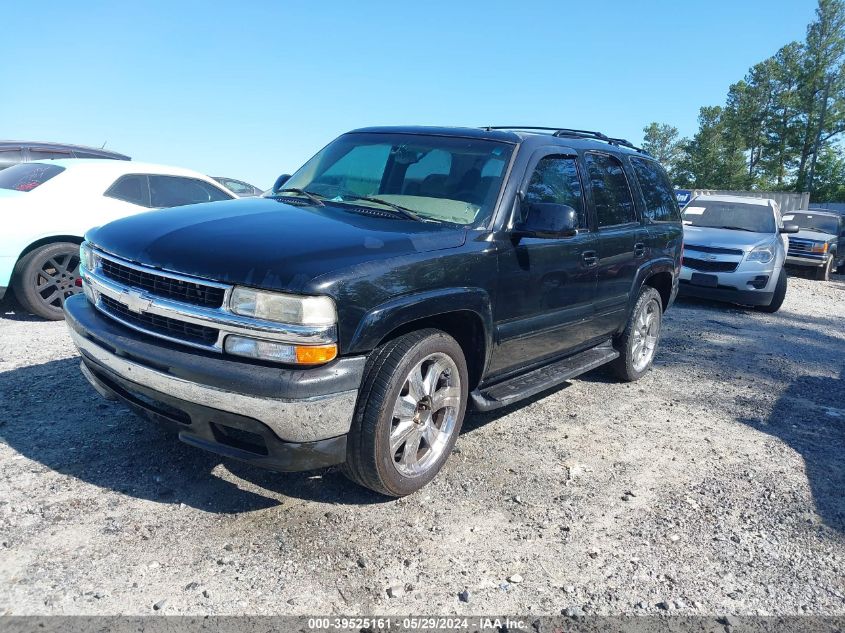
[612,286,663,382]
[13,242,82,320]
[757,269,787,313]
[815,257,832,281]
[343,329,468,497]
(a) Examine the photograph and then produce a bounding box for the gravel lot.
[1,273,843,617]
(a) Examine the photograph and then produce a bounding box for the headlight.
[810,242,829,254]
[229,287,336,326]
[224,335,337,365]
[79,242,95,271]
[746,244,775,264]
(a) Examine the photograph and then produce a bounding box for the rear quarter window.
[630,157,681,222]
[0,163,65,191]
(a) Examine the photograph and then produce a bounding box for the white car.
[0,160,236,319]
[678,194,798,312]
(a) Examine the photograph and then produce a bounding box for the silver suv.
[678,195,798,312]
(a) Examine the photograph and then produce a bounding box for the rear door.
[583,151,643,336]
[489,151,598,378]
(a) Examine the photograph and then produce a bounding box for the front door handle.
[582,250,598,267]
[634,242,646,258]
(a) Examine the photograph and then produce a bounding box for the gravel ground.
[0,273,843,617]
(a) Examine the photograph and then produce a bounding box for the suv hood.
[792,228,835,243]
[87,198,468,293]
[683,225,776,252]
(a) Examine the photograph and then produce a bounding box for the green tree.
[641,122,685,177]
[679,106,747,189]
[760,43,804,188]
[796,0,845,192]
[810,144,845,201]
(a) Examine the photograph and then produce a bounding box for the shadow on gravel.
[0,358,386,511]
[741,367,845,533]
[0,292,41,322]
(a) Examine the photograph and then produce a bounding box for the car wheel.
[757,269,787,313]
[343,328,468,497]
[14,242,82,320]
[612,286,663,382]
[815,256,832,281]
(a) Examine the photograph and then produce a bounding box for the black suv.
[64,126,682,496]
[0,141,130,170]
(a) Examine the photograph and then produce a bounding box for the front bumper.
[64,295,366,471]
[785,254,827,268]
[677,280,774,306]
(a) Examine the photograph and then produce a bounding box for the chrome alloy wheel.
[389,352,461,477]
[631,297,661,372]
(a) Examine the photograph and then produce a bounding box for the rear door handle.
[582,250,598,267]
[634,242,646,258]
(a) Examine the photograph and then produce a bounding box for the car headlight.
[229,287,336,326]
[810,242,829,254]
[79,242,95,271]
[746,244,775,264]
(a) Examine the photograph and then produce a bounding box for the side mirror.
[780,223,799,234]
[272,173,292,192]
[514,202,579,239]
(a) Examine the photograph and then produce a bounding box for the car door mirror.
[514,202,579,239]
[272,174,291,192]
[780,223,799,234]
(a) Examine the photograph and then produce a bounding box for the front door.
[583,151,643,337]
[489,153,598,379]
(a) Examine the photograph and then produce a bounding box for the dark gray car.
[784,209,845,280]
[0,141,130,170]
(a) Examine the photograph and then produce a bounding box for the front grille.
[684,243,744,256]
[101,295,219,345]
[787,240,812,254]
[683,257,739,273]
[100,258,225,308]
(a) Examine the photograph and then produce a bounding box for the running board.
[470,341,619,412]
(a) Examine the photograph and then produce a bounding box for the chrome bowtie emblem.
[120,290,152,314]
[705,254,718,261]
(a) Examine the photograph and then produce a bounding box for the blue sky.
[1,1,817,189]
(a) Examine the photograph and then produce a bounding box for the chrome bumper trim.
[786,255,826,265]
[82,249,336,352]
[69,327,357,443]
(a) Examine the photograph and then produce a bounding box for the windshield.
[783,212,838,235]
[683,200,776,233]
[0,163,65,192]
[269,132,515,225]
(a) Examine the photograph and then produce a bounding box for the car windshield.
[683,200,776,233]
[268,132,515,225]
[783,212,838,235]
[0,162,65,192]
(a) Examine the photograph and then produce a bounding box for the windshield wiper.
[715,225,756,232]
[339,194,424,221]
[272,188,326,206]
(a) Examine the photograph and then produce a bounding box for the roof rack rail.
[482,126,649,154]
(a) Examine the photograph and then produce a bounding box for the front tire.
[757,269,787,313]
[612,286,663,382]
[815,256,832,281]
[343,329,468,497]
[14,242,82,320]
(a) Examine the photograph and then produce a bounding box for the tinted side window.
[105,174,149,206]
[29,148,73,161]
[0,163,65,191]
[0,148,23,169]
[149,176,232,207]
[630,157,680,222]
[73,150,112,159]
[584,153,636,227]
[524,156,587,228]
